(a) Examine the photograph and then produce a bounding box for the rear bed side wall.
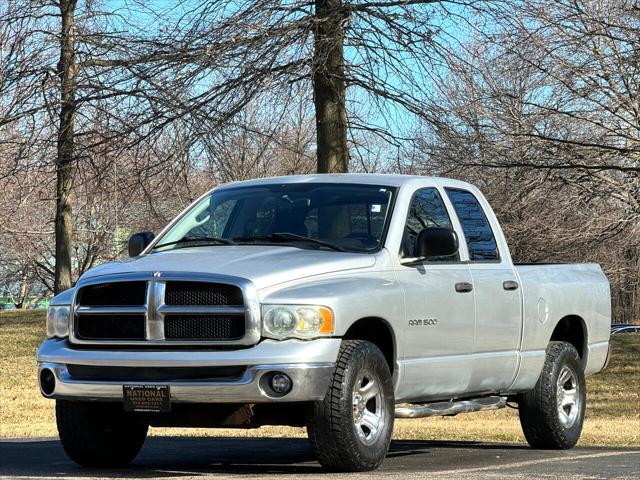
[509,264,611,392]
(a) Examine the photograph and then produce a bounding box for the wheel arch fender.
[549,314,588,361]
[343,316,397,376]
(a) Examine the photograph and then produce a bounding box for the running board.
[395,395,507,418]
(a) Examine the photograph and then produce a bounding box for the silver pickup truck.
[37,174,611,471]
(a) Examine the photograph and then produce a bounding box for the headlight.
[262,304,335,339]
[46,305,71,338]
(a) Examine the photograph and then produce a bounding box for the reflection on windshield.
[153,183,396,253]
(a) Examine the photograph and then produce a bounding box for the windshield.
[152,183,396,253]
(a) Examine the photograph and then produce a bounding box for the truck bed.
[515,262,611,376]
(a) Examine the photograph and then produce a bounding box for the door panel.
[467,266,521,391]
[397,264,476,402]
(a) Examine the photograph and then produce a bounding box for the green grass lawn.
[1,309,638,445]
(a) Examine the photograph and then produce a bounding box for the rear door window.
[445,189,499,261]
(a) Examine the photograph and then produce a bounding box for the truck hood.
[80,245,377,290]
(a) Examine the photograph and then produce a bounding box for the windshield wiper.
[234,232,346,252]
[152,236,235,250]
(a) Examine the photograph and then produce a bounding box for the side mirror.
[128,231,155,257]
[414,227,459,258]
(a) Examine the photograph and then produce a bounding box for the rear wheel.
[307,340,394,472]
[56,400,148,467]
[517,341,586,449]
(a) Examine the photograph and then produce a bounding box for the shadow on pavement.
[0,436,532,477]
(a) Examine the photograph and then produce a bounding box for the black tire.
[56,400,148,467]
[517,341,586,449]
[307,340,394,472]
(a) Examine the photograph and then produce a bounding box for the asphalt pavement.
[1,436,638,479]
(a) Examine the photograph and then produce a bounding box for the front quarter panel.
[258,268,404,374]
[260,272,402,335]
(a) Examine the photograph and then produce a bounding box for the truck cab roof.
[214,173,477,192]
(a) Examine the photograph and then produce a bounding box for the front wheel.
[517,341,586,449]
[307,340,395,472]
[56,400,148,467]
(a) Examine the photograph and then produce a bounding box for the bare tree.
[54,0,78,293]
[314,0,349,172]
[406,0,640,322]
[1,0,233,292]
[3,0,491,292]
[114,1,484,172]
[3,0,638,324]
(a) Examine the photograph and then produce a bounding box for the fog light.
[40,368,56,396]
[270,373,292,394]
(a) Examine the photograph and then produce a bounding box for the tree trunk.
[313,0,349,173]
[54,0,78,294]
[15,271,29,309]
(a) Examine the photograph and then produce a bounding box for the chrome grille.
[71,273,258,346]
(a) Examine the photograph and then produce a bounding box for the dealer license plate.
[123,385,171,413]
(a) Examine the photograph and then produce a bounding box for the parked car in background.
[611,325,640,334]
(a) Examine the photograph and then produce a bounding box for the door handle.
[503,280,519,291]
[455,282,473,293]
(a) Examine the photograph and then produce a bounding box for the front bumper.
[36,338,340,403]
